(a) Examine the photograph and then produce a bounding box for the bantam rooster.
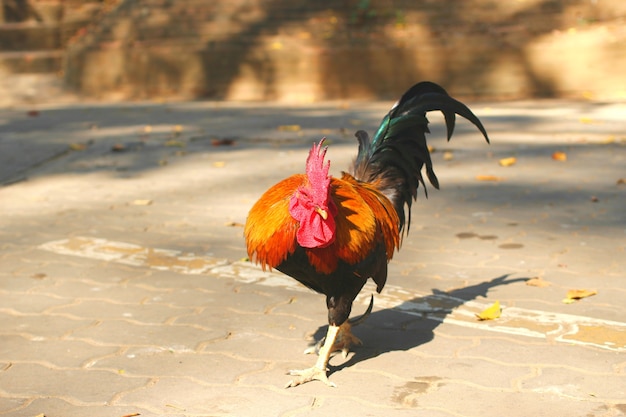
[244,81,489,387]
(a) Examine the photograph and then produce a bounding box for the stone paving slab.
[0,98,625,416]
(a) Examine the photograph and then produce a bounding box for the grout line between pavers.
[38,236,626,353]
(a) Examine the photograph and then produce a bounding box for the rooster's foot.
[285,366,336,388]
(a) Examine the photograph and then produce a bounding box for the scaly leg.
[304,295,373,357]
[285,324,340,388]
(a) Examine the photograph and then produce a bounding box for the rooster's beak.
[315,207,328,220]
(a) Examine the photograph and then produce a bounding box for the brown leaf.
[617,178,626,185]
[27,110,40,117]
[526,277,551,287]
[552,151,567,161]
[211,138,235,146]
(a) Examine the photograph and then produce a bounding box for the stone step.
[0,50,64,73]
[0,21,88,51]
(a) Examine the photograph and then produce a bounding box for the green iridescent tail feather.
[351,81,490,234]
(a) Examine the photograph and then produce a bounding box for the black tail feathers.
[351,81,490,234]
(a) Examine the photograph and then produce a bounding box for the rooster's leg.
[304,295,373,357]
[285,324,340,388]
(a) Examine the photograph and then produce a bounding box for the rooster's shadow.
[306,274,527,376]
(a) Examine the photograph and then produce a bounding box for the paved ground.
[0,96,625,417]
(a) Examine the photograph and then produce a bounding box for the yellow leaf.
[131,199,153,206]
[552,151,567,161]
[213,161,226,168]
[498,157,517,167]
[475,300,501,320]
[563,289,597,303]
[602,135,615,144]
[443,151,454,161]
[277,124,301,131]
[69,143,87,151]
[526,277,551,287]
[579,117,602,125]
[476,175,504,182]
[165,140,185,148]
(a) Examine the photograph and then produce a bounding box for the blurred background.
[0,0,625,105]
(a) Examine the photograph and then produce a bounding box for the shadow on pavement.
[304,274,529,376]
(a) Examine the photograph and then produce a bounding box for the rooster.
[244,81,489,387]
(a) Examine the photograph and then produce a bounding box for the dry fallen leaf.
[111,143,126,152]
[165,140,185,148]
[69,143,87,151]
[562,289,597,303]
[476,175,504,182]
[526,277,551,287]
[498,157,517,167]
[552,151,567,161]
[211,138,235,146]
[475,300,501,321]
[131,199,153,206]
[566,289,597,299]
[213,161,226,168]
[443,151,454,161]
[617,178,625,185]
[277,124,301,131]
[601,135,615,144]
